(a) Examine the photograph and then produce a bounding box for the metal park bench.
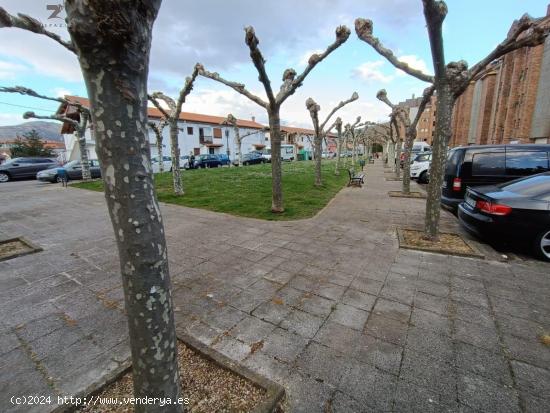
[348,168,365,187]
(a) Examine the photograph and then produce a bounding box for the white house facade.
[57,96,267,163]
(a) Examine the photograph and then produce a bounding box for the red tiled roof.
[62,96,265,130]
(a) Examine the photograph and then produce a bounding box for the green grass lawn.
[72,161,350,220]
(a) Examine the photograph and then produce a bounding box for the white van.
[400,141,431,167]
[265,145,295,161]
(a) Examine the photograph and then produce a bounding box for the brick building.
[399,93,438,144]
[450,5,550,146]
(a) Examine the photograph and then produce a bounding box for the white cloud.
[0,61,28,80]
[52,87,73,98]
[353,61,394,83]
[184,88,267,124]
[0,112,26,126]
[395,55,431,77]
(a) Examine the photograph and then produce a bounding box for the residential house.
[56,96,267,162]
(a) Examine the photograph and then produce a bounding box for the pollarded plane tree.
[0,3,184,407]
[341,116,362,168]
[332,117,344,175]
[0,86,92,180]
[305,91,358,186]
[198,25,351,213]
[222,113,266,167]
[148,64,201,195]
[355,0,548,240]
[377,86,435,194]
[148,118,168,173]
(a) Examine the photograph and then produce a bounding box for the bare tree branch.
[198,67,268,108]
[453,14,548,97]
[355,18,434,83]
[277,25,351,104]
[0,7,76,53]
[411,85,435,130]
[23,110,79,129]
[0,85,89,114]
[244,27,276,107]
[320,92,359,131]
[148,92,173,119]
[175,63,201,113]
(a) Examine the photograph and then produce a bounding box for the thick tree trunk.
[335,134,342,175]
[394,139,401,178]
[169,121,182,195]
[65,1,182,408]
[402,130,416,194]
[156,133,164,173]
[314,133,322,186]
[424,81,454,240]
[75,122,92,181]
[269,105,284,212]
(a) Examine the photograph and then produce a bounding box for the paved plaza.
[0,161,549,412]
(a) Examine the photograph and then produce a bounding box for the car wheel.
[55,175,64,183]
[419,171,428,184]
[534,229,550,261]
[0,172,9,183]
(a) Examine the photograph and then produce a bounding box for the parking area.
[0,162,549,412]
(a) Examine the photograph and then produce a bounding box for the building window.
[187,127,193,135]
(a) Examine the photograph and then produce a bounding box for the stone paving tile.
[340,288,377,311]
[457,373,521,413]
[326,302,369,331]
[400,349,459,405]
[294,341,351,386]
[455,341,513,387]
[2,163,550,412]
[353,333,404,375]
[510,360,550,399]
[393,378,456,413]
[280,308,325,339]
[339,360,397,412]
[365,312,409,346]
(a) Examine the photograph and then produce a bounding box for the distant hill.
[0,121,64,142]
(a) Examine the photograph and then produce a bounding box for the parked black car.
[0,157,60,183]
[216,153,231,166]
[458,172,550,261]
[193,154,222,168]
[442,144,550,210]
[36,159,101,183]
[233,152,266,166]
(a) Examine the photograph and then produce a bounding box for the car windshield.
[498,173,550,197]
[415,153,431,162]
[63,160,80,168]
[4,158,24,165]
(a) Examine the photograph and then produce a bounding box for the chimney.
[251,116,256,122]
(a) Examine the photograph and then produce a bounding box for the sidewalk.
[0,161,549,412]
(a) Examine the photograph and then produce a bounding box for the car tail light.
[452,177,462,191]
[475,200,512,216]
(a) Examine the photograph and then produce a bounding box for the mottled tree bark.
[0,86,92,180]
[334,118,343,175]
[199,25,351,212]
[0,2,184,407]
[148,120,167,173]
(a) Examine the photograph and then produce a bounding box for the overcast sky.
[0,0,547,129]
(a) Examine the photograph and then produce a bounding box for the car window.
[471,152,505,176]
[416,153,431,162]
[506,151,549,176]
[500,173,550,197]
[445,149,461,175]
[64,160,80,168]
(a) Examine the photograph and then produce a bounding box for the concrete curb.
[0,236,43,262]
[58,334,284,413]
[179,333,285,413]
[396,227,485,259]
